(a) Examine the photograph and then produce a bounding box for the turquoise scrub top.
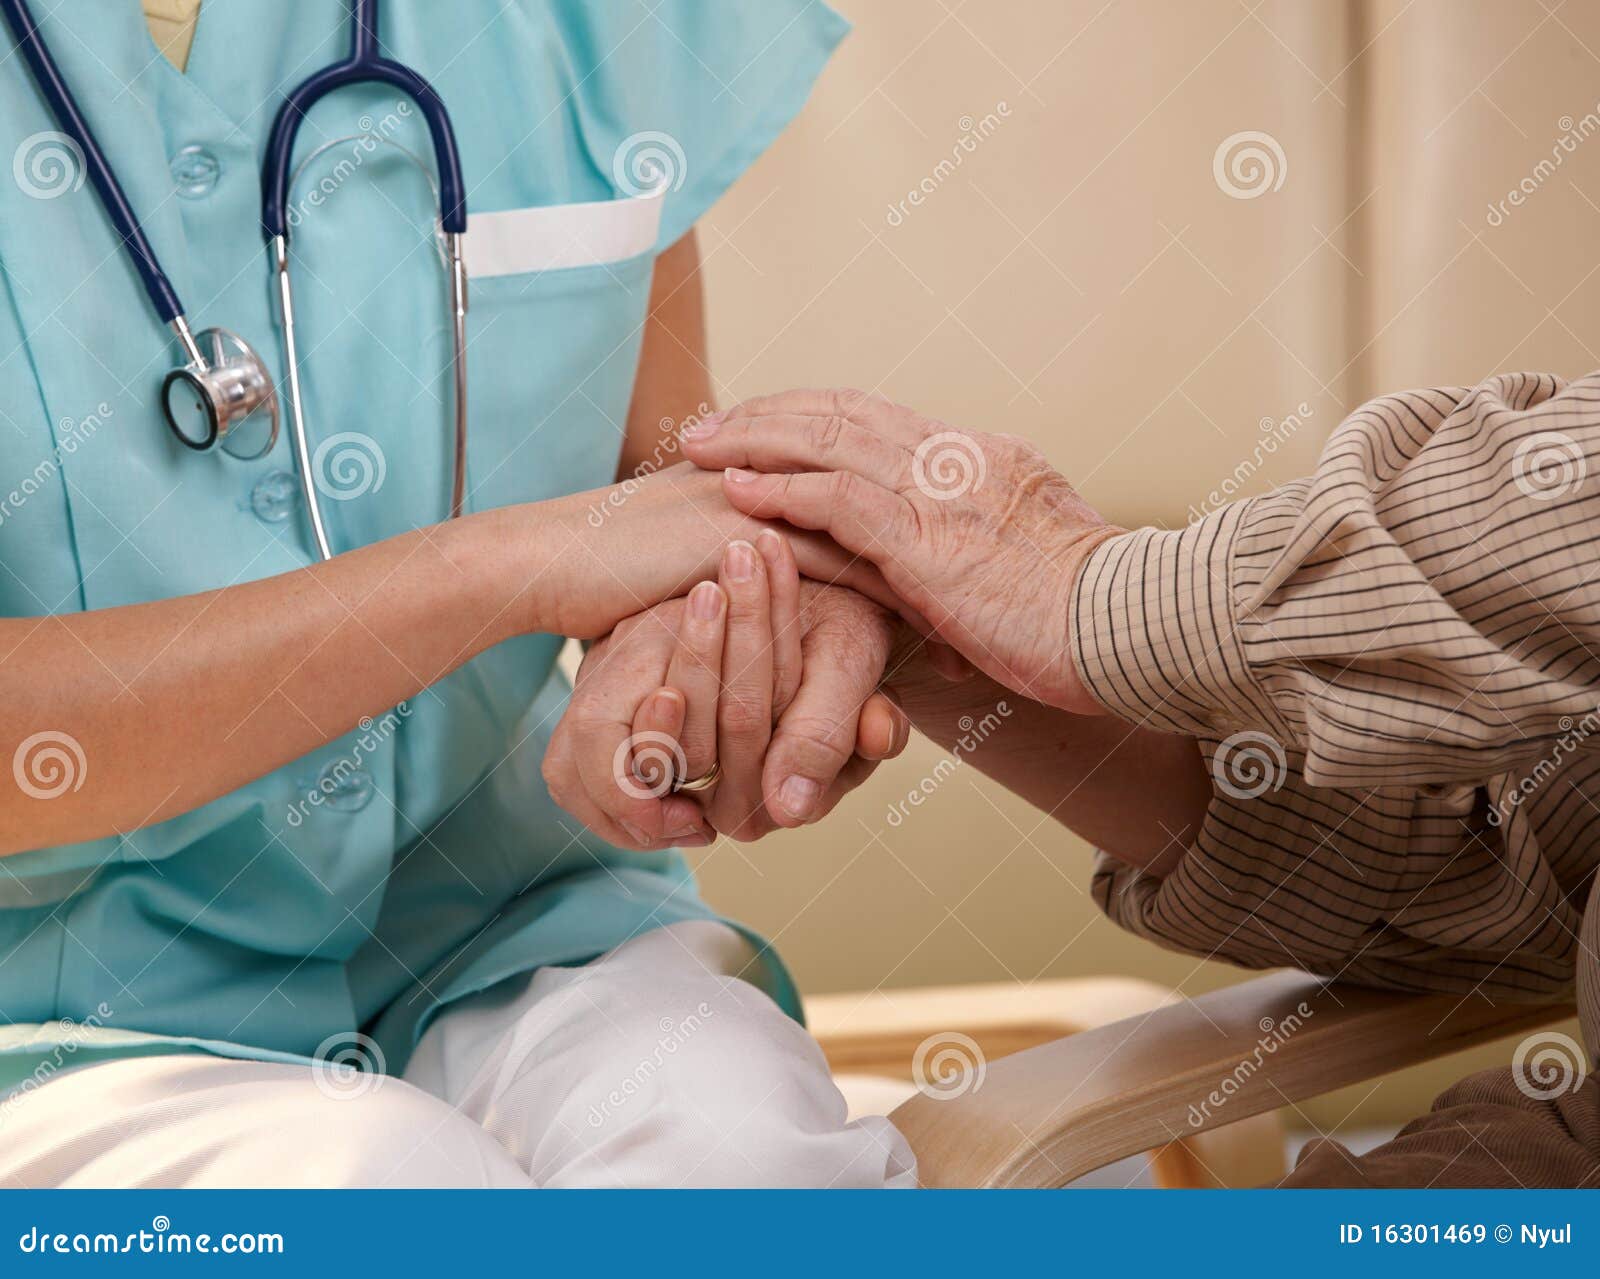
[0,0,847,1089]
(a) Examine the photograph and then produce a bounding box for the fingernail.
[778,775,821,820]
[621,821,652,846]
[725,467,761,484]
[683,415,720,440]
[689,581,723,620]
[756,528,783,558]
[647,689,682,724]
[725,540,756,581]
[675,830,715,847]
[665,820,705,840]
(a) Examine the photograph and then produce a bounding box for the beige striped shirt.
[1072,371,1600,1059]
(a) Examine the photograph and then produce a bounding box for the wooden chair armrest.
[805,976,1178,1078]
[890,969,1574,1188]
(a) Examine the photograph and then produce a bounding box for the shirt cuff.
[1069,499,1279,737]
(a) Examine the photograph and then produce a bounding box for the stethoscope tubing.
[260,0,466,240]
[0,0,185,322]
[4,0,470,563]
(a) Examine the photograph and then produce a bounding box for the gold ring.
[672,761,722,794]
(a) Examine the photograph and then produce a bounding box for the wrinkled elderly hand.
[682,390,1123,713]
[543,532,909,846]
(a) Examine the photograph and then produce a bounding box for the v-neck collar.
[87,0,243,140]
[126,0,346,147]
[141,0,203,71]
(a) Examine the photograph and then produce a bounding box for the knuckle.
[678,730,717,772]
[565,704,622,738]
[546,715,571,752]
[829,387,877,420]
[719,695,771,740]
[676,626,723,668]
[544,755,576,806]
[723,580,767,621]
[776,714,853,770]
[817,586,881,627]
[611,614,644,644]
[801,611,859,653]
[627,611,673,650]
[996,433,1048,471]
[813,414,848,457]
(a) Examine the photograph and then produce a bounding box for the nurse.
[0,0,916,1187]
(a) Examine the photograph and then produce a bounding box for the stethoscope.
[0,0,469,560]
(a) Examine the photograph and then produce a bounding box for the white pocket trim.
[462,189,665,280]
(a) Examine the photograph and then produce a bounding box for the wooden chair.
[806,971,1575,1188]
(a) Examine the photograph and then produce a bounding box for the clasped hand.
[544,530,909,848]
[547,389,1123,848]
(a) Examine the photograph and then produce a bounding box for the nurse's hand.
[541,463,929,640]
[543,533,907,848]
[681,391,1123,713]
[657,535,908,840]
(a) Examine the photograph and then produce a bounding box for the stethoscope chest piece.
[161,325,280,460]
[5,0,464,559]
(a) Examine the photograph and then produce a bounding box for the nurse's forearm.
[885,654,1210,876]
[0,466,891,855]
[0,504,560,856]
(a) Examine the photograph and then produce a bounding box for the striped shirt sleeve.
[1070,372,1600,1032]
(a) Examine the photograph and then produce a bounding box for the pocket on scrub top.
[462,187,665,282]
[458,189,665,514]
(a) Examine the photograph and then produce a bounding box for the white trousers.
[0,922,916,1188]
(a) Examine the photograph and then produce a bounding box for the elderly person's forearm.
[884,650,1208,874]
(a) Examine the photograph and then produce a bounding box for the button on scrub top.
[0,0,847,1091]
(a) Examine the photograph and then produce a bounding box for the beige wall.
[691,0,1600,1129]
